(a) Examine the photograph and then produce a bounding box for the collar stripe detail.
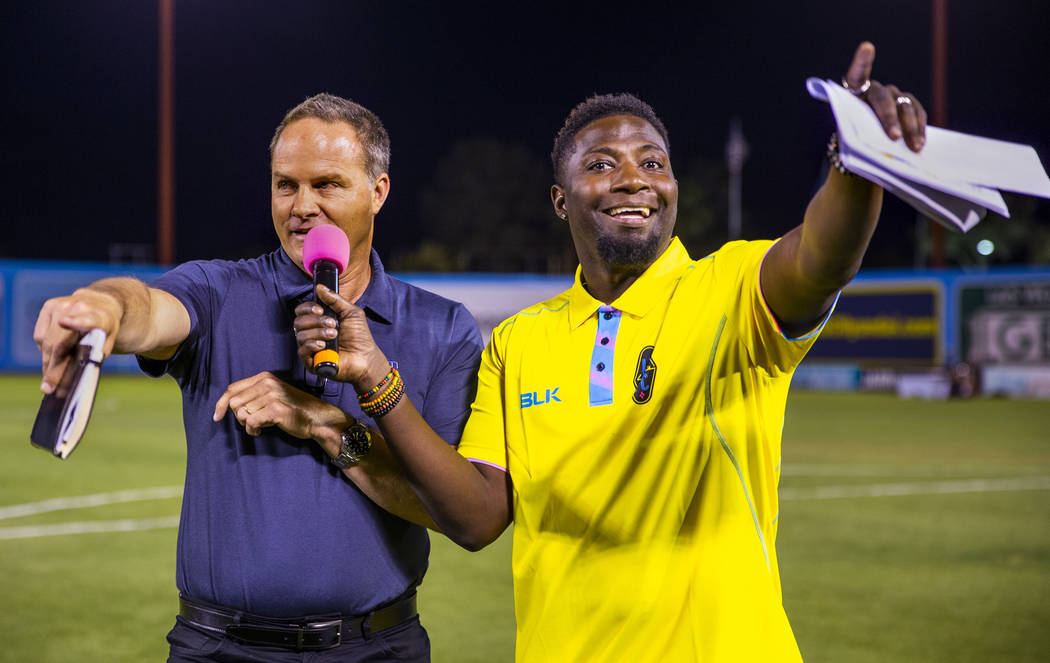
[588,305,622,406]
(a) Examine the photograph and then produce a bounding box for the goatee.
[595,231,664,268]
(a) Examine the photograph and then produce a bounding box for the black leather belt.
[178,592,418,651]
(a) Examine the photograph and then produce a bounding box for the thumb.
[315,284,357,320]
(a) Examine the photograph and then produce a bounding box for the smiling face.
[552,114,678,277]
[271,117,390,273]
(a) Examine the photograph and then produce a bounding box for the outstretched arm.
[33,277,191,393]
[294,287,512,551]
[761,42,928,335]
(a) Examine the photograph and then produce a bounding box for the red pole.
[930,0,947,267]
[158,0,175,265]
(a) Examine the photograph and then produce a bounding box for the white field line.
[2,477,1050,540]
[0,516,180,540]
[782,464,1047,477]
[780,476,1050,501]
[0,486,183,520]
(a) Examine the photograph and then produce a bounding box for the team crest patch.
[632,346,657,404]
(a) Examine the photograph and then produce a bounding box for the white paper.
[806,77,1050,233]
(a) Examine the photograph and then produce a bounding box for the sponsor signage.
[959,280,1050,364]
[806,281,943,365]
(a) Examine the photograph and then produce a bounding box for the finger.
[56,299,111,333]
[894,92,925,151]
[293,306,337,335]
[315,285,357,319]
[294,301,326,321]
[241,399,297,437]
[214,388,234,422]
[844,41,875,91]
[213,372,266,421]
[902,93,927,151]
[299,335,334,367]
[239,401,270,436]
[33,301,58,351]
[40,332,81,394]
[866,81,903,141]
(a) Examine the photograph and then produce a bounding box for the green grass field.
[1,374,1047,662]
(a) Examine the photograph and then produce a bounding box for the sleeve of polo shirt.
[455,320,510,473]
[714,240,834,375]
[417,303,484,447]
[136,260,226,385]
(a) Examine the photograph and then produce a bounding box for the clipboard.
[30,329,107,459]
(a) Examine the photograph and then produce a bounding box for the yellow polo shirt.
[458,237,828,662]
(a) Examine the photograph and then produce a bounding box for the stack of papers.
[807,78,1050,232]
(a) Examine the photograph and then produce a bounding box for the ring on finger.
[896,95,912,106]
[841,77,871,96]
[243,406,253,416]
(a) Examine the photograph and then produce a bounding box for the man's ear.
[371,174,391,215]
[551,184,568,220]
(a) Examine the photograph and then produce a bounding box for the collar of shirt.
[273,247,395,326]
[567,236,691,329]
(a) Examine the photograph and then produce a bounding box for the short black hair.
[551,93,670,185]
[270,93,390,181]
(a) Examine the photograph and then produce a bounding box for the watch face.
[344,423,372,456]
[333,423,371,469]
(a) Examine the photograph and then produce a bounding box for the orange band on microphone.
[313,349,340,368]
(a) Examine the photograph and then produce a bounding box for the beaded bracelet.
[358,368,405,418]
[362,379,405,418]
[826,131,859,178]
[359,368,400,405]
[359,370,395,399]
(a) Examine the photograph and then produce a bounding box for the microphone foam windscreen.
[303,225,351,276]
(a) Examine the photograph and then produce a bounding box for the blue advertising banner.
[0,261,166,372]
[806,280,943,365]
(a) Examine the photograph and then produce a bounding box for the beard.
[595,229,665,268]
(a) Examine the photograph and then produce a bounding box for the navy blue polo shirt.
[139,247,482,617]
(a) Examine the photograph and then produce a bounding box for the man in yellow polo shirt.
[457,235,817,661]
[293,42,926,661]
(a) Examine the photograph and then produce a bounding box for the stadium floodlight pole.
[726,116,749,241]
[930,0,948,268]
[158,0,176,265]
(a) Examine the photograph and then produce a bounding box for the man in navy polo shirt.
[33,93,482,661]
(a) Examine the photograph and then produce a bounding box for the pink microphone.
[302,226,350,378]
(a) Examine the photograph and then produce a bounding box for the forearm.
[369,400,509,551]
[796,169,883,291]
[762,170,884,330]
[78,277,185,357]
[312,419,442,531]
[293,287,508,549]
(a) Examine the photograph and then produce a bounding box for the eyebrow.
[584,143,667,158]
[271,171,348,183]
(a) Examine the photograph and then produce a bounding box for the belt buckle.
[298,619,342,650]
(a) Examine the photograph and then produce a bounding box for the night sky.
[3,1,1048,269]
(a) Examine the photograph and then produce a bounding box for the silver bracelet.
[826,132,859,178]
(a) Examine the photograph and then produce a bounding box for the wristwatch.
[331,421,372,468]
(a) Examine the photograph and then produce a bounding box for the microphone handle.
[313,260,340,378]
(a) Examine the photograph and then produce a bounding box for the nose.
[291,186,320,218]
[611,162,650,193]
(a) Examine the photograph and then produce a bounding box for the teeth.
[607,206,651,218]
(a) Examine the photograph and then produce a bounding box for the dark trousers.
[166,615,430,663]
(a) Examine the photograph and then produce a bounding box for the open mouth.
[604,206,653,221]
